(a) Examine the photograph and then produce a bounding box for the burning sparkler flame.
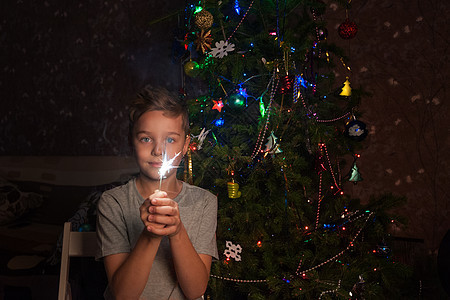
[158,151,181,189]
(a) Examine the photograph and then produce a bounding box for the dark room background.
[1,0,188,156]
[1,0,448,276]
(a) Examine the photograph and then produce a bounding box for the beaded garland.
[296,212,374,276]
[226,0,256,42]
[210,274,267,283]
[251,71,278,159]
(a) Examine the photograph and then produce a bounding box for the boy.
[96,86,218,299]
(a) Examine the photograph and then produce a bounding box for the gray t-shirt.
[96,178,218,300]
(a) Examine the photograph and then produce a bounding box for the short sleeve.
[96,191,131,260]
[192,191,218,260]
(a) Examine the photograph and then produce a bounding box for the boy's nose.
[151,140,164,156]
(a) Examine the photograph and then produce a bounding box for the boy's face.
[132,110,189,183]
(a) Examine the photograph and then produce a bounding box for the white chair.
[58,222,97,300]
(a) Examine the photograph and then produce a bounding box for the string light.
[193,6,203,14]
[214,118,224,127]
[234,0,240,15]
[340,57,351,71]
[259,97,266,117]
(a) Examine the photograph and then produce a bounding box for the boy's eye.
[140,137,152,143]
[166,137,175,144]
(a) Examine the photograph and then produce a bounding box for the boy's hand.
[140,190,166,236]
[140,190,182,237]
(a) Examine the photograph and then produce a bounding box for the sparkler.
[158,149,181,190]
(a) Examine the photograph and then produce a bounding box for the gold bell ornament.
[227,179,241,199]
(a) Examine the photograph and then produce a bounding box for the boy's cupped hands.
[140,190,182,238]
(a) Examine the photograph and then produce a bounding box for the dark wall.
[325,0,449,251]
[1,0,184,155]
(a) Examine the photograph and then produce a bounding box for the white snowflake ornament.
[210,40,235,58]
[224,240,242,261]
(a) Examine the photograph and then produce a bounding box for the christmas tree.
[175,0,413,298]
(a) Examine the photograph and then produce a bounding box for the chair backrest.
[58,222,97,300]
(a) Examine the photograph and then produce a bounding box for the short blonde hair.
[128,85,189,144]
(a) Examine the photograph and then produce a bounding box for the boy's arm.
[102,193,166,300]
[104,229,162,300]
[169,223,212,299]
[147,196,214,299]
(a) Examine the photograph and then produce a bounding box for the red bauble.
[338,18,358,39]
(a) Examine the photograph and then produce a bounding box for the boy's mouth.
[149,162,162,168]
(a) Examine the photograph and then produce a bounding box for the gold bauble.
[184,60,200,77]
[194,10,213,30]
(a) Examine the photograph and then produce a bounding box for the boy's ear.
[183,135,191,155]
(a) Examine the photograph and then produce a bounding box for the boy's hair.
[128,85,189,145]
